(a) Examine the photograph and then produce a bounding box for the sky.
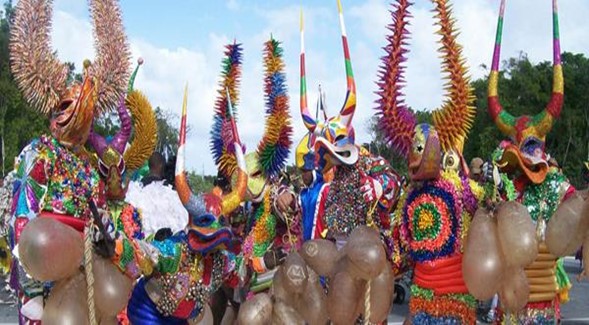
[40,0,589,175]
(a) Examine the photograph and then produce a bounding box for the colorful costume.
[487,0,574,322]
[299,3,401,250]
[86,60,158,241]
[376,0,483,323]
[120,88,248,324]
[8,0,130,322]
[209,39,299,295]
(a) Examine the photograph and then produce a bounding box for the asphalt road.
[0,257,586,324]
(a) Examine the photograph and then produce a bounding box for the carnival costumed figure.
[376,0,486,323]
[8,0,133,323]
[86,59,157,241]
[210,39,298,297]
[299,1,401,251]
[484,1,586,323]
[117,87,248,325]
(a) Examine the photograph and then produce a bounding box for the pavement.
[0,258,586,324]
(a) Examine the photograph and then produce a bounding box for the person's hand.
[360,176,383,203]
[275,191,295,215]
[577,269,587,282]
[263,248,287,270]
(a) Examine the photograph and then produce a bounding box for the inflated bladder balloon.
[98,316,118,325]
[499,267,530,313]
[496,201,538,267]
[42,272,89,325]
[546,192,589,256]
[18,218,84,281]
[237,293,273,325]
[348,225,381,245]
[272,269,292,304]
[296,268,328,325]
[346,240,386,280]
[367,264,395,323]
[92,254,134,316]
[272,300,305,325]
[300,239,338,276]
[281,252,308,294]
[327,270,362,325]
[463,208,504,300]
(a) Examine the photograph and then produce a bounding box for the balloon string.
[84,221,97,325]
[364,280,371,324]
[366,201,378,229]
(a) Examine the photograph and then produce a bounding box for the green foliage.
[368,52,589,189]
[187,172,215,193]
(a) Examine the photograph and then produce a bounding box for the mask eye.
[192,214,215,227]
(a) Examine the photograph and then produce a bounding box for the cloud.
[226,0,239,11]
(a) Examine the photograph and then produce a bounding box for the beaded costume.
[376,0,484,323]
[487,1,574,323]
[8,0,131,322]
[118,86,248,325]
[299,2,401,250]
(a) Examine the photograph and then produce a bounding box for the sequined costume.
[117,87,248,324]
[486,1,573,323]
[375,1,483,323]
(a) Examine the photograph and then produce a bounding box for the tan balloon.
[272,300,305,325]
[281,252,308,295]
[237,293,273,325]
[92,254,134,316]
[367,263,395,323]
[345,226,386,280]
[463,208,504,300]
[42,272,89,325]
[272,269,293,304]
[191,303,213,325]
[98,316,118,325]
[499,267,530,313]
[327,270,362,325]
[300,239,338,276]
[546,192,589,256]
[496,201,538,267]
[296,268,328,325]
[18,218,84,281]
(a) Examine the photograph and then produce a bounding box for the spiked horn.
[9,0,69,114]
[87,130,108,157]
[375,0,416,158]
[487,0,563,142]
[300,9,318,133]
[88,0,131,113]
[430,0,476,152]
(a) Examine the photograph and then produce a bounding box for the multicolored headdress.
[211,38,292,200]
[487,0,562,184]
[176,87,247,254]
[300,1,358,170]
[87,59,158,200]
[376,0,475,181]
[10,0,131,148]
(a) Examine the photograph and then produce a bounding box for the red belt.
[413,254,468,295]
